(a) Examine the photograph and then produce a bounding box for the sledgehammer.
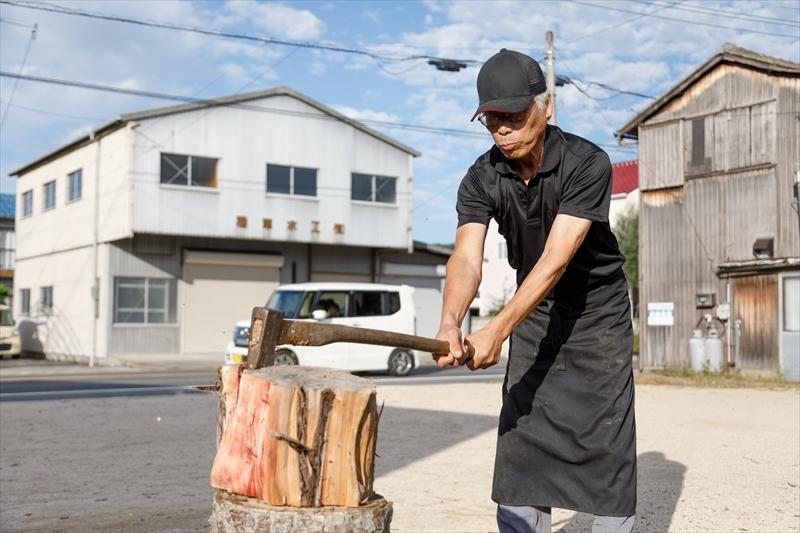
[246,307,472,369]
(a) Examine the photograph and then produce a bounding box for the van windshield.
[266,291,305,318]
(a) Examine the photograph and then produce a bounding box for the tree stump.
[209,489,392,533]
[209,365,391,531]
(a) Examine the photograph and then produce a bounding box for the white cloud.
[331,105,401,123]
[222,1,325,40]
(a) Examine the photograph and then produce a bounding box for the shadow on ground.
[376,406,498,478]
[555,451,686,533]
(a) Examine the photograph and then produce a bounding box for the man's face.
[484,97,552,160]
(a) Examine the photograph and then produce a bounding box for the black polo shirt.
[456,125,624,296]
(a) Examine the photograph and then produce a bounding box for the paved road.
[0,365,505,399]
[0,363,504,532]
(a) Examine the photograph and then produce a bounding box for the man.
[435,49,637,533]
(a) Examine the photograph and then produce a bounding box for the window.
[43,181,56,210]
[114,277,177,324]
[20,288,30,316]
[351,173,397,204]
[160,153,218,188]
[498,242,508,259]
[266,164,317,197]
[21,190,33,218]
[0,229,14,270]
[351,291,401,317]
[67,169,82,202]
[40,286,53,315]
[314,291,348,318]
[266,290,306,318]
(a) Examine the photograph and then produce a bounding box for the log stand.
[209,364,391,532]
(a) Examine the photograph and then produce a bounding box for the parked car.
[225,282,419,376]
[0,304,21,359]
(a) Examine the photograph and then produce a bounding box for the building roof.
[717,257,800,278]
[0,193,14,219]
[11,86,420,176]
[616,44,800,140]
[413,240,453,257]
[611,160,638,195]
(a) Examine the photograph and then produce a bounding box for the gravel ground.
[1,381,798,532]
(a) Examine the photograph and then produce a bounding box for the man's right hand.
[434,325,466,368]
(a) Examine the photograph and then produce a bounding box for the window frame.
[160,152,219,189]
[40,286,53,315]
[113,277,178,325]
[21,190,33,218]
[67,169,82,203]
[20,288,30,316]
[266,164,318,198]
[350,173,398,205]
[42,181,56,211]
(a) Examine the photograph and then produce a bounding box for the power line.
[657,0,800,27]
[564,0,684,44]
[570,0,800,39]
[0,22,37,130]
[0,0,482,67]
[0,71,637,153]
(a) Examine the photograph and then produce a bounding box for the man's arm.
[434,222,487,368]
[463,213,592,370]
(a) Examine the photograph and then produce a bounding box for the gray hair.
[533,91,550,112]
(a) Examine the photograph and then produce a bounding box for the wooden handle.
[278,320,452,354]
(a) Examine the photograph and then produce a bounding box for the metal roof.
[11,86,420,176]
[616,44,800,140]
[717,257,800,278]
[0,193,14,219]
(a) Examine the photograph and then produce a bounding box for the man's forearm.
[488,252,565,339]
[439,254,482,329]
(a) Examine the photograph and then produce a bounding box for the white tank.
[705,329,724,374]
[689,329,706,372]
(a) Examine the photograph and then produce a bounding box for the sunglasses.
[477,108,530,128]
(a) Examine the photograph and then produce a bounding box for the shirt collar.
[490,124,562,178]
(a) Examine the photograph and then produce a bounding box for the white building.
[11,87,448,361]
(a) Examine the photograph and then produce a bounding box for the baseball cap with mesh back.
[470,49,547,122]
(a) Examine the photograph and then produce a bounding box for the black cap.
[471,49,547,121]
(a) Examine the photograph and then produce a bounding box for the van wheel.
[274,349,298,366]
[388,349,414,377]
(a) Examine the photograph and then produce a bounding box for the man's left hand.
[463,327,503,371]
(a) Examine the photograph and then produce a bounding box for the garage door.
[182,251,283,355]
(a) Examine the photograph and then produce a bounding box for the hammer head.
[247,307,284,369]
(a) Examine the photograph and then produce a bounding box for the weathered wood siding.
[732,274,779,372]
[638,63,798,370]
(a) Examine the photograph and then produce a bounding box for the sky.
[1,0,798,244]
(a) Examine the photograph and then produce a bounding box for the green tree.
[613,207,639,316]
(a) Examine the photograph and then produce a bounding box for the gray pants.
[497,505,635,533]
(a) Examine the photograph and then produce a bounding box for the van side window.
[387,292,401,315]
[315,291,348,317]
[295,292,316,318]
[352,291,383,317]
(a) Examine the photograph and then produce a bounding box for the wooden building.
[617,44,800,378]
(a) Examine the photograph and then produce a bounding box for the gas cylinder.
[705,329,724,374]
[689,329,706,372]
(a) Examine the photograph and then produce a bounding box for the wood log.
[209,489,392,533]
[210,365,380,508]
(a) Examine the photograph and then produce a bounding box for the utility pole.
[545,31,556,126]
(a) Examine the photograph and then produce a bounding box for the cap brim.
[470,94,533,121]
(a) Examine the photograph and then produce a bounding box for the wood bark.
[209,489,392,533]
[210,365,379,508]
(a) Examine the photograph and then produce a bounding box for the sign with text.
[647,302,675,326]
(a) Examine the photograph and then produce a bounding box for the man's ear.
[545,96,553,120]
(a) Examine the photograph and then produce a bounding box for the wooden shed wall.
[732,274,779,372]
[638,63,798,370]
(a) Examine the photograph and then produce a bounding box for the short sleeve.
[456,170,493,227]
[558,151,612,223]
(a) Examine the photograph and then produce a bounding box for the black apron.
[491,167,637,517]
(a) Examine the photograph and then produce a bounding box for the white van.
[225,282,420,376]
